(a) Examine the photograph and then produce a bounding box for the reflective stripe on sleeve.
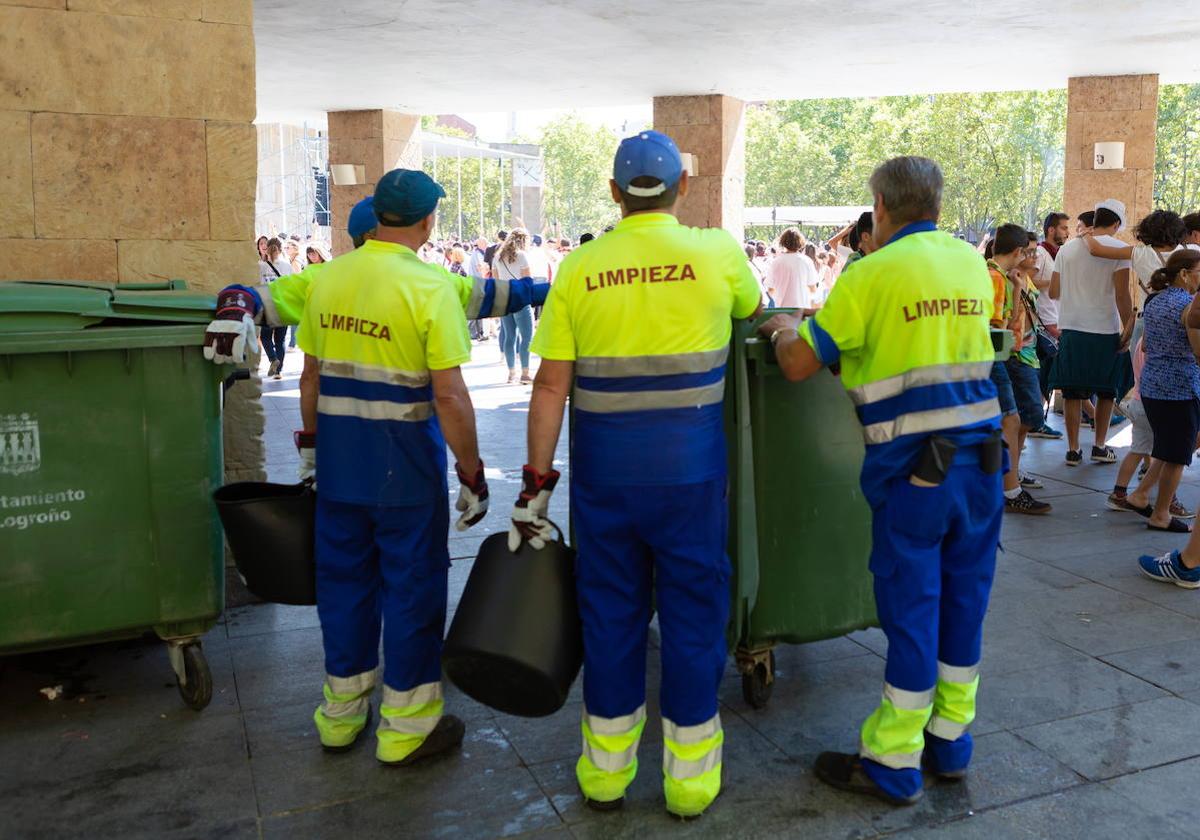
[465,277,488,320]
[319,359,431,388]
[861,398,1000,445]
[491,275,511,318]
[318,394,434,422]
[846,362,994,407]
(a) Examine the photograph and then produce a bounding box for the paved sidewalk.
[4,349,1200,839]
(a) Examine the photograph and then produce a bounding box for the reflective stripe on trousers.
[377,681,444,763]
[859,681,934,770]
[313,669,376,748]
[662,713,724,817]
[926,662,980,741]
[577,705,647,803]
[573,348,729,414]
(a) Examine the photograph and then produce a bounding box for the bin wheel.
[741,650,775,709]
[176,644,212,711]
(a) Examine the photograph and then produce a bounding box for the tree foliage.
[1155,84,1200,214]
[537,112,622,238]
[748,91,1066,241]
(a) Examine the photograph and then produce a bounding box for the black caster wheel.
[176,643,212,711]
[741,650,776,709]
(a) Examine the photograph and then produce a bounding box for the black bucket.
[443,528,582,717]
[213,482,316,605]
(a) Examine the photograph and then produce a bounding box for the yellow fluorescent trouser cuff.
[577,708,646,803]
[313,672,376,747]
[860,693,933,770]
[376,682,444,763]
[927,669,980,741]
[662,718,724,818]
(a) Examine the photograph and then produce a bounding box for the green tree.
[1155,84,1200,213]
[537,112,621,238]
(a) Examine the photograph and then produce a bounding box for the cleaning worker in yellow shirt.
[204,196,548,481]
[508,131,762,818]
[760,156,1003,805]
[204,170,492,764]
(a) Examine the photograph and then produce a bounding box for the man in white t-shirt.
[1028,212,1070,439]
[1049,199,1134,467]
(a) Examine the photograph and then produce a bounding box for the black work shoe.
[321,704,372,754]
[582,793,625,813]
[381,714,465,767]
[813,752,923,806]
[1005,489,1052,515]
[1065,449,1083,467]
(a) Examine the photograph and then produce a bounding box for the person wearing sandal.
[1129,250,1200,533]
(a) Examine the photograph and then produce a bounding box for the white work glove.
[508,465,560,552]
[454,460,489,531]
[203,287,261,364]
[295,431,316,485]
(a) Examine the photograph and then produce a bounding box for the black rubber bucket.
[443,527,582,717]
[213,482,317,605]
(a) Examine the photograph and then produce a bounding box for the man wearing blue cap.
[205,191,549,482]
[202,170,545,765]
[510,131,762,818]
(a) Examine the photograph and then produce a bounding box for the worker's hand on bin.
[454,460,490,531]
[295,430,316,484]
[756,312,801,340]
[508,465,560,552]
[203,286,261,365]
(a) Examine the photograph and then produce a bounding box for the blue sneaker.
[1138,551,1200,589]
[1028,423,1063,440]
[1111,413,1127,426]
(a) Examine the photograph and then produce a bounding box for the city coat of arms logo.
[0,413,40,476]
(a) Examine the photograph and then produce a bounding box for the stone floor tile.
[1100,640,1200,694]
[250,717,522,816]
[972,657,1166,732]
[3,759,259,840]
[258,764,557,838]
[891,782,1196,839]
[225,602,321,638]
[1104,755,1200,838]
[1014,696,1200,780]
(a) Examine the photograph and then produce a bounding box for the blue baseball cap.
[613,130,683,197]
[347,197,377,239]
[373,169,446,226]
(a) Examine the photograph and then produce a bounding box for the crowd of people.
[255,233,331,379]
[741,214,870,309]
[977,202,1200,586]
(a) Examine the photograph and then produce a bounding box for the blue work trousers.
[572,478,730,728]
[314,496,450,692]
[862,460,1003,800]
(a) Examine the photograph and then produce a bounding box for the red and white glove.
[295,430,316,484]
[454,460,489,531]
[508,465,560,552]
[203,286,260,365]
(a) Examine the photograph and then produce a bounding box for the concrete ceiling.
[255,0,1200,124]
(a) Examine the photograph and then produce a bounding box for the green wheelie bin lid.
[0,280,215,334]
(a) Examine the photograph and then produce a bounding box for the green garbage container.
[726,311,877,708]
[0,280,226,710]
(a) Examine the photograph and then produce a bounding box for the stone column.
[0,0,264,482]
[1064,74,1159,239]
[327,110,422,255]
[652,95,746,238]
